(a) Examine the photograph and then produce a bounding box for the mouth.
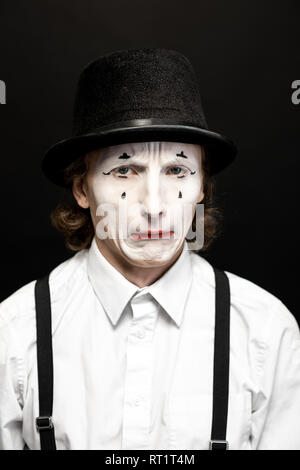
[130,230,175,240]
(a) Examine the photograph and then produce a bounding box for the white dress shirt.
[0,236,300,450]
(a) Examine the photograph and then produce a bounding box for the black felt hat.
[42,47,237,188]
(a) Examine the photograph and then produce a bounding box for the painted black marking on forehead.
[176,151,188,159]
[102,171,111,175]
[119,152,131,159]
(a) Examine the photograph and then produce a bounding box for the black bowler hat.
[42,47,237,188]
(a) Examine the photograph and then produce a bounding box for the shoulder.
[0,248,89,332]
[189,252,299,342]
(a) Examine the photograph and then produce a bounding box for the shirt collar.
[87,236,193,327]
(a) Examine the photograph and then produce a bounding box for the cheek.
[184,180,202,201]
[91,173,202,207]
[91,175,124,205]
[165,177,202,203]
[93,176,145,205]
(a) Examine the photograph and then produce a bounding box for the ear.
[72,176,90,209]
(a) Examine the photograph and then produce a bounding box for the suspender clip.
[209,439,229,450]
[36,416,54,432]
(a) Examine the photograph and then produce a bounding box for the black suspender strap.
[34,274,57,450]
[209,267,231,450]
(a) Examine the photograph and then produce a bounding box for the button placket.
[122,294,157,449]
[135,327,146,339]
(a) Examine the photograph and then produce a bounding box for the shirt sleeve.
[251,301,300,450]
[0,318,25,450]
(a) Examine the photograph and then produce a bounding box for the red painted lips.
[130,231,174,240]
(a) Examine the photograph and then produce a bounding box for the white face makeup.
[89,141,203,266]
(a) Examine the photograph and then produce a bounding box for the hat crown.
[72,48,208,136]
[42,47,237,188]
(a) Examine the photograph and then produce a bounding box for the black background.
[0,1,299,321]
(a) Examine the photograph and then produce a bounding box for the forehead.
[91,141,202,165]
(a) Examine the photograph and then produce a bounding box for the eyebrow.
[117,151,189,160]
[118,152,131,159]
[176,150,188,159]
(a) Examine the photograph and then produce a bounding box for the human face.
[84,141,204,267]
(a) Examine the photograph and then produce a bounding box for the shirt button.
[134,398,141,406]
[135,328,145,339]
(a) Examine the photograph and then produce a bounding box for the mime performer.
[0,48,300,450]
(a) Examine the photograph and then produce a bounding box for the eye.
[114,166,136,177]
[167,167,187,177]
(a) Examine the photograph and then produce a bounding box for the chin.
[119,239,182,266]
[123,256,171,269]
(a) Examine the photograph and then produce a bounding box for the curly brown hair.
[50,146,224,253]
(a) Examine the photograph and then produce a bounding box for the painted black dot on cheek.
[178,191,182,198]
[121,192,126,199]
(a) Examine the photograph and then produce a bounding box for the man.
[1,48,300,450]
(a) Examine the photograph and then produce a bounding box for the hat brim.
[42,120,237,187]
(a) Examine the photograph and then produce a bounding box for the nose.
[140,177,167,223]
